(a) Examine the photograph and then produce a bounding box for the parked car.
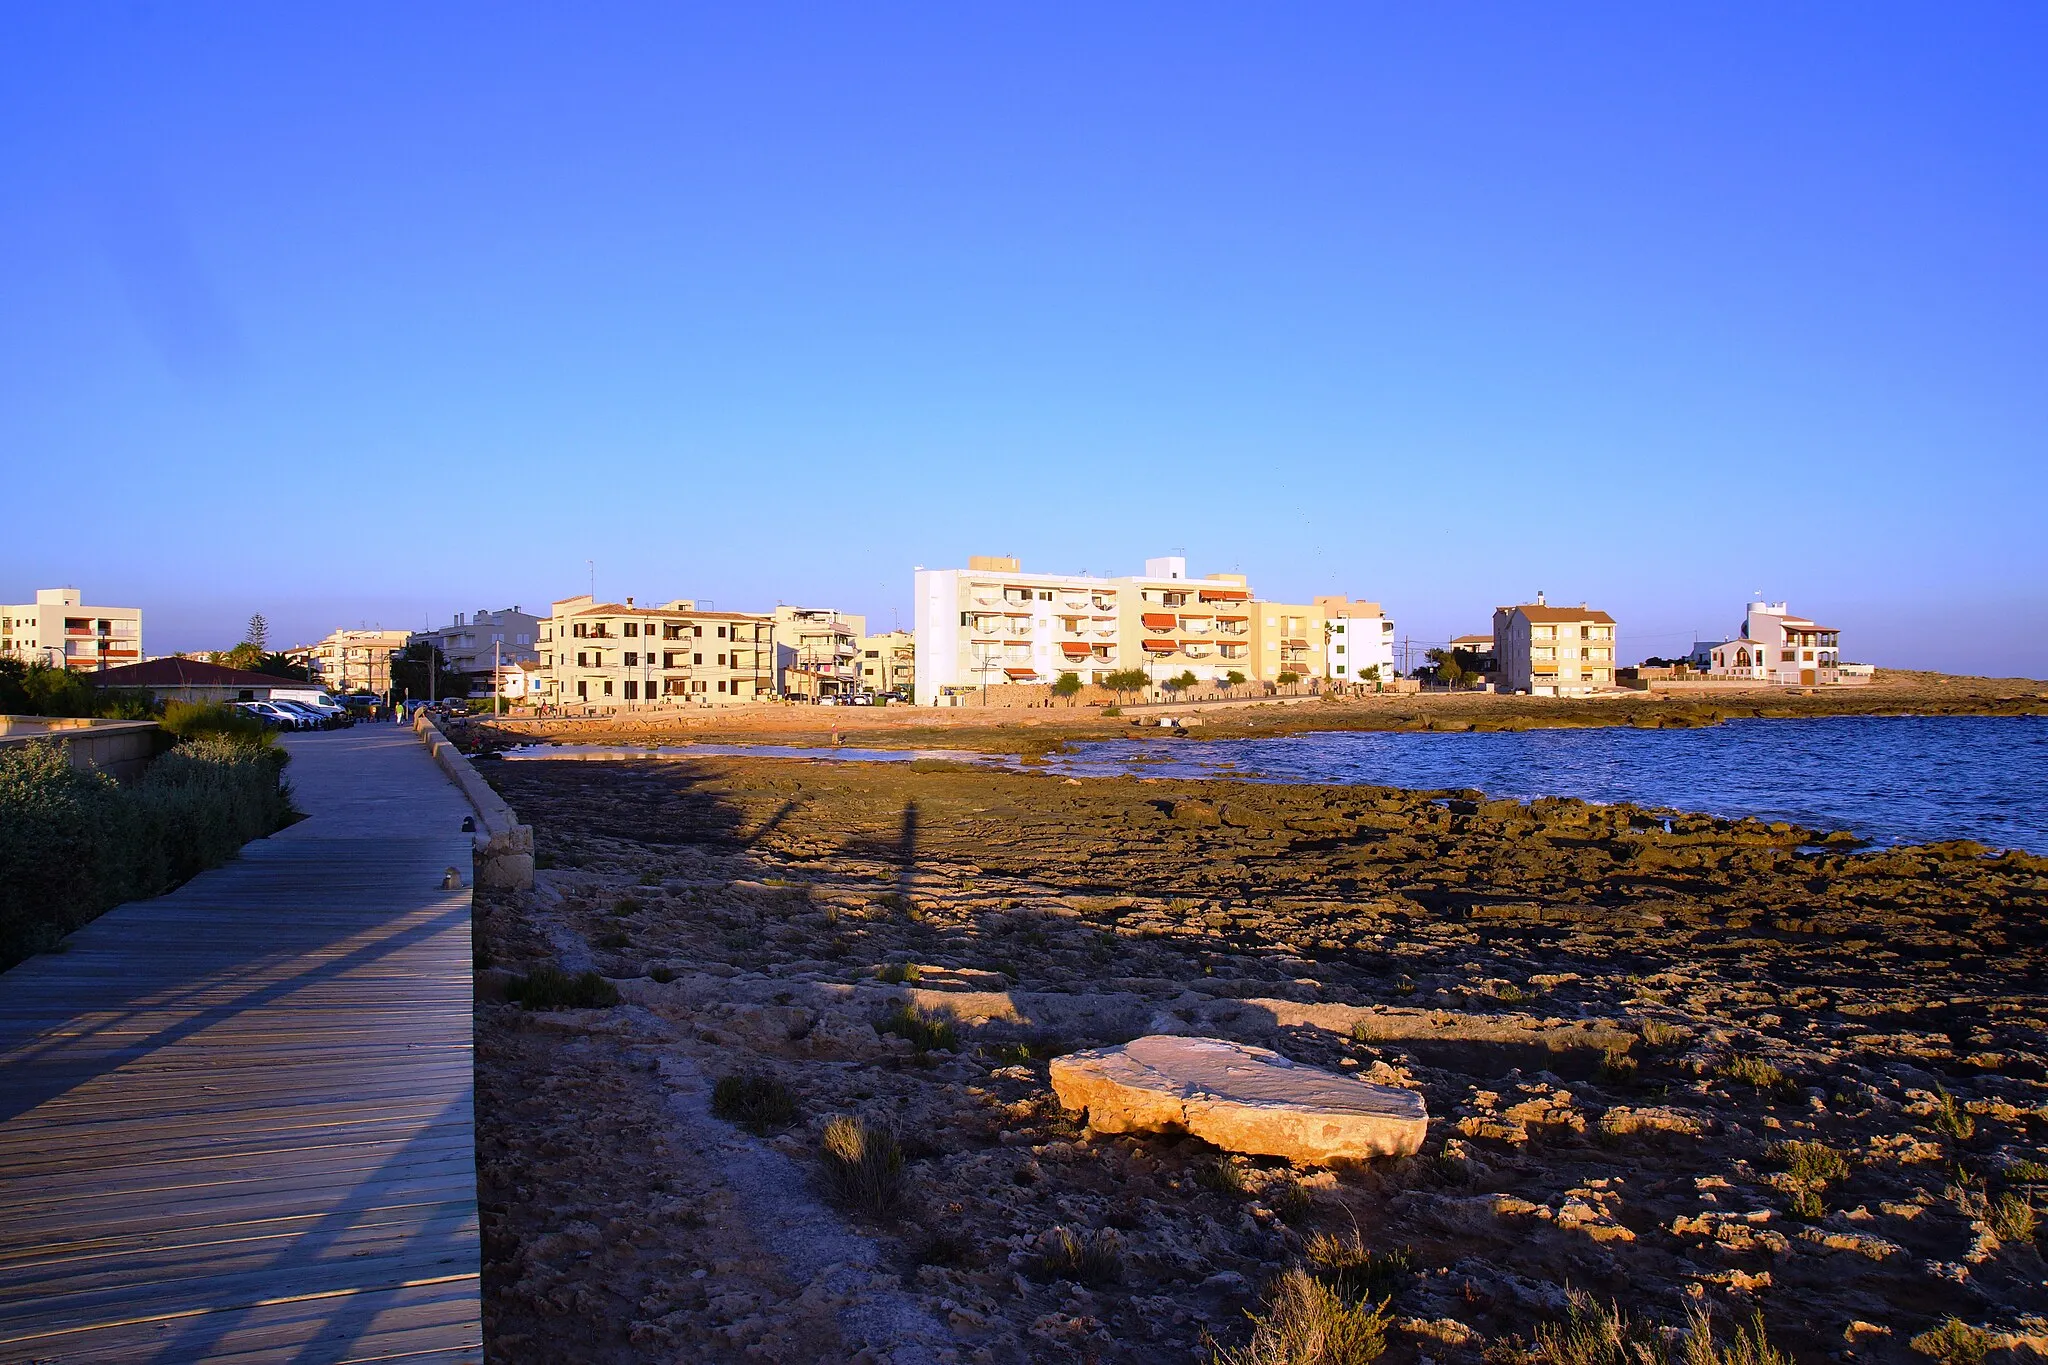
[235,701,301,730]
[267,699,335,730]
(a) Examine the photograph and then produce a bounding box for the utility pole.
[494,639,503,716]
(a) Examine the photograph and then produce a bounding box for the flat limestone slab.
[1049,1035,1427,1164]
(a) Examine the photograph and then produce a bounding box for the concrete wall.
[410,714,534,889]
[0,717,162,781]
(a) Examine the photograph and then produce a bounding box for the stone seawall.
[412,713,533,888]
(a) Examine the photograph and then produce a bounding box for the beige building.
[1249,601,1326,687]
[411,606,542,692]
[540,595,774,710]
[857,630,916,695]
[1709,602,1844,686]
[1492,594,1616,696]
[2,587,143,672]
[309,627,412,694]
[775,607,867,700]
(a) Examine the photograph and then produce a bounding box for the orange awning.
[1199,589,1249,601]
[1216,614,1248,622]
[1141,613,1175,630]
[1142,640,1176,654]
[1004,667,1037,679]
[1060,642,1093,658]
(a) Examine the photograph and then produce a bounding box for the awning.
[1142,640,1176,654]
[1199,588,1250,601]
[1060,642,1093,658]
[1004,667,1037,679]
[1284,639,1308,648]
[1216,614,1248,622]
[1141,613,1176,630]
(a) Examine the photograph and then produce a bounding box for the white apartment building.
[1492,594,1617,696]
[1319,598,1397,687]
[1,588,143,672]
[540,595,774,709]
[1709,602,1843,685]
[308,628,412,694]
[412,606,541,693]
[914,555,1257,702]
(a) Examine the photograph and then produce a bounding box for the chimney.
[626,596,635,608]
[1536,590,1546,606]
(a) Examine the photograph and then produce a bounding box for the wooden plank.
[0,730,484,1362]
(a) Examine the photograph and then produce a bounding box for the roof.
[86,659,296,689]
[1505,605,1616,625]
[565,602,766,622]
[1451,634,1493,646]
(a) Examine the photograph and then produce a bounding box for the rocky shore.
[471,751,2048,1363]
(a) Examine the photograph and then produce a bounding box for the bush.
[0,735,294,967]
[161,700,276,750]
[1718,1054,1797,1099]
[1908,1319,1992,1365]
[879,1001,956,1052]
[1766,1140,1851,1185]
[1304,1230,1416,1300]
[1028,1225,1123,1285]
[1212,1266,1389,1365]
[711,1073,798,1134]
[1991,1191,2037,1244]
[819,1114,905,1216]
[1930,1088,1976,1141]
[505,965,619,1010]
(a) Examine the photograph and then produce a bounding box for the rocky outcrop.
[1049,1035,1427,1163]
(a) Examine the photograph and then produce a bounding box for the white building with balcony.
[1709,602,1843,685]
[411,606,542,694]
[1,587,143,672]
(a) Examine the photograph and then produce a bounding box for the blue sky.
[3,5,2043,674]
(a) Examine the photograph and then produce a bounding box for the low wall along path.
[0,726,484,1363]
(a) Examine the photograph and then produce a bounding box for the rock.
[1048,1035,1427,1163]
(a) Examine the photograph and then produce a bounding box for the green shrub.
[1213,1266,1389,1365]
[1767,1140,1851,1185]
[1991,1191,2036,1244]
[879,1001,956,1052]
[505,965,619,1010]
[877,961,921,984]
[161,700,277,750]
[1305,1230,1416,1300]
[1534,1290,1666,1365]
[1678,1304,1791,1365]
[1195,1155,1250,1196]
[819,1114,905,1215]
[1718,1054,1797,1099]
[1908,1319,1992,1365]
[711,1073,798,1134]
[1930,1088,1976,1141]
[0,735,294,967]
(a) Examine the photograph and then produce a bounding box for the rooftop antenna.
[588,560,595,599]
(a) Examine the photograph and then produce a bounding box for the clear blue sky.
[4,5,2043,674]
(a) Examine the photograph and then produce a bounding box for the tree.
[1103,668,1148,706]
[1275,670,1299,694]
[212,642,264,672]
[1160,677,1185,702]
[1051,671,1082,706]
[253,652,312,682]
[1425,648,1465,690]
[0,659,95,717]
[245,613,269,654]
[390,641,466,701]
[1224,670,1246,695]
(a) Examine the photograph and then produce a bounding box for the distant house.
[1491,594,1617,697]
[1449,633,1497,675]
[411,606,542,694]
[1709,603,1843,685]
[85,658,309,704]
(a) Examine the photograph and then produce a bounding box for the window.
[624,623,638,637]
[1038,591,1052,601]
[1335,645,1345,654]
[693,626,703,637]
[577,651,588,667]
[865,650,879,658]
[717,653,726,666]
[693,653,703,665]
[717,626,727,639]
[1781,650,1796,663]
[602,680,614,696]
[624,681,638,699]
[717,680,727,692]
[577,681,587,699]
[573,623,587,638]
[624,651,638,666]
[664,624,683,639]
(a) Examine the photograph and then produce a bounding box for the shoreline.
[464,668,2048,758]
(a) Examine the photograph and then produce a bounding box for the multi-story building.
[1,588,143,672]
[308,628,412,695]
[1491,594,1616,696]
[540,595,774,709]
[774,607,867,700]
[1708,602,1843,686]
[1249,601,1324,686]
[1318,597,1398,687]
[857,630,916,696]
[411,606,541,693]
[915,555,1260,702]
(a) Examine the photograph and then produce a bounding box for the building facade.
[1491,595,1617,696]
[1708,602,1842,685]
[1317,597,1397,688]
[774,607,866,700]
[857,630,916,696]
[411,606,541,693]
[309,628,412,695]
[539,595,774,709]
[1,588,143,672]
[915,555,1263,702]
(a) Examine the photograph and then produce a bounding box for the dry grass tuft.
[710,1073,797,1135]
[819,1114,905,1216]
[1211,1266,1389,1365]
[1028,1225,1124,1285]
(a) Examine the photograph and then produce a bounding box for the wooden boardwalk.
[0,727,483,1363]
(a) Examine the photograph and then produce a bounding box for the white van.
[268,688,348,720]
